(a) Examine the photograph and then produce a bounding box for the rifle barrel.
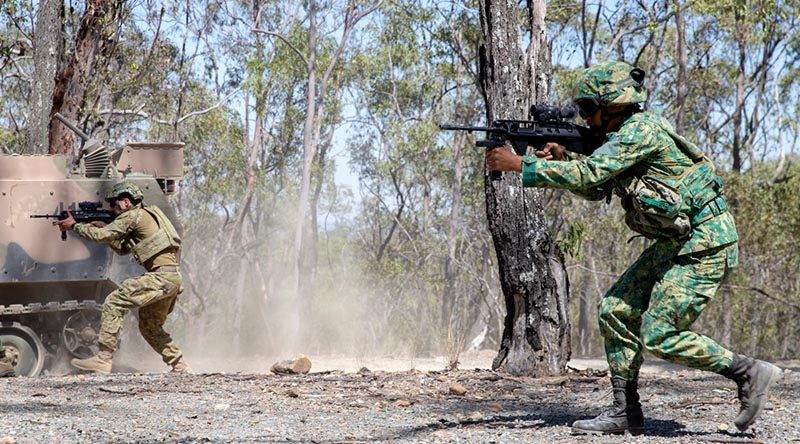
[438,124,496,132]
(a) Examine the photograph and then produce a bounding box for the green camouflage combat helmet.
[574,61,647,118]
[106,181,143,204]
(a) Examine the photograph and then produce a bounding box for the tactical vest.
[130,205,182,265]
[615,118,728,240]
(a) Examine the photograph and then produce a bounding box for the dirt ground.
[1,353,798,443]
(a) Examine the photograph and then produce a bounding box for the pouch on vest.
[621,174,692,239]
[679,162,723,215]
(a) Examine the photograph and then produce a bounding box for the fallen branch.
[98,387,137,395]
[673,399,734,409]
[722,284,800,311]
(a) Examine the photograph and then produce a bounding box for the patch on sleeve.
[616,120,657,147]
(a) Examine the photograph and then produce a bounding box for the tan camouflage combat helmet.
[106,181,143,203]
[574,61,647,118]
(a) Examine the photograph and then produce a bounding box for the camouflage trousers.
[599,241,738,380]
[98,271,184,366]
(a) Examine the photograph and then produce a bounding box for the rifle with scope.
[30,201,116,241]
[440,104,602,179]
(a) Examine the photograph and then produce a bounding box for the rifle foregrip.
[61,231,67,241]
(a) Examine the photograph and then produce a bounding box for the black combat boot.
[720,354,782,431]
[571,376,644,435]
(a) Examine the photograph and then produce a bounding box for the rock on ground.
[270,355,313,375]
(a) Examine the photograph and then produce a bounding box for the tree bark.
[731,8,746,173]
[29,0,63,154]
[674,0,688,133]
[49,0,122,161]
[290,0,319,348]
[478,0,570,376]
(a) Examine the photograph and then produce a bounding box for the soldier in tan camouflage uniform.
[54,181,191,374]
[486,61,781,435]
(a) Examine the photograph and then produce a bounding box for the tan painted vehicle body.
[0,142,183,376]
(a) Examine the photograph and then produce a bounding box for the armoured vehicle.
[0,116,184,376]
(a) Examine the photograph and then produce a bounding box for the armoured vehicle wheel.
[62,308,102,359]
[0,322,46,377]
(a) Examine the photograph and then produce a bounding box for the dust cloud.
[112,241,493,374]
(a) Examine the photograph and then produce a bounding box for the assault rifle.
[31,201,116,241]
[440,105,601,179]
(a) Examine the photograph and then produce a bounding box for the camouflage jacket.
[520,111,738,257]
[73,204,179,271]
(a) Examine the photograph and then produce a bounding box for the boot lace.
[737,379,750,411]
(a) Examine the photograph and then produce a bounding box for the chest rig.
[130,205,182,265]
[613,117,727,240]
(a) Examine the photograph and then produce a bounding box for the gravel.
[0,365,797,443]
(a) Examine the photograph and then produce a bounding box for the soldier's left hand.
[486,147,522,173]
[53,212,76,231]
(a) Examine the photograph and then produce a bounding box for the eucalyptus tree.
[249,0,381,347]
[48,0,126,161]
[477,0,571,376]
[0,1,34,153]
[345,0,501,358]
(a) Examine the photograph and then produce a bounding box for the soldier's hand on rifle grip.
[53,212,76,231]
[535,142,567,161]
[485,147,523,173]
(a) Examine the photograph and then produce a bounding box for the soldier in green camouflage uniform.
[486,61,781,435]
[54,182,192,374]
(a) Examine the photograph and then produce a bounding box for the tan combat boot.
[71,348,113,373]
[0,357,14,377]
[170,358,193,374]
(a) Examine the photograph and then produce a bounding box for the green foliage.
[2,0,800,361]
[556,221,585,259]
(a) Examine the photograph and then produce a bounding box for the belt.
[152,265,180,273]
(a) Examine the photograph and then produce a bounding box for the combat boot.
[71,347,113,373]
[720,354,782,431]
[572,376,644,435]
[170,358,193,374]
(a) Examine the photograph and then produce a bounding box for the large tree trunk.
[478,0,570,376]
[28,0,63,154]
[49,0,122,162]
